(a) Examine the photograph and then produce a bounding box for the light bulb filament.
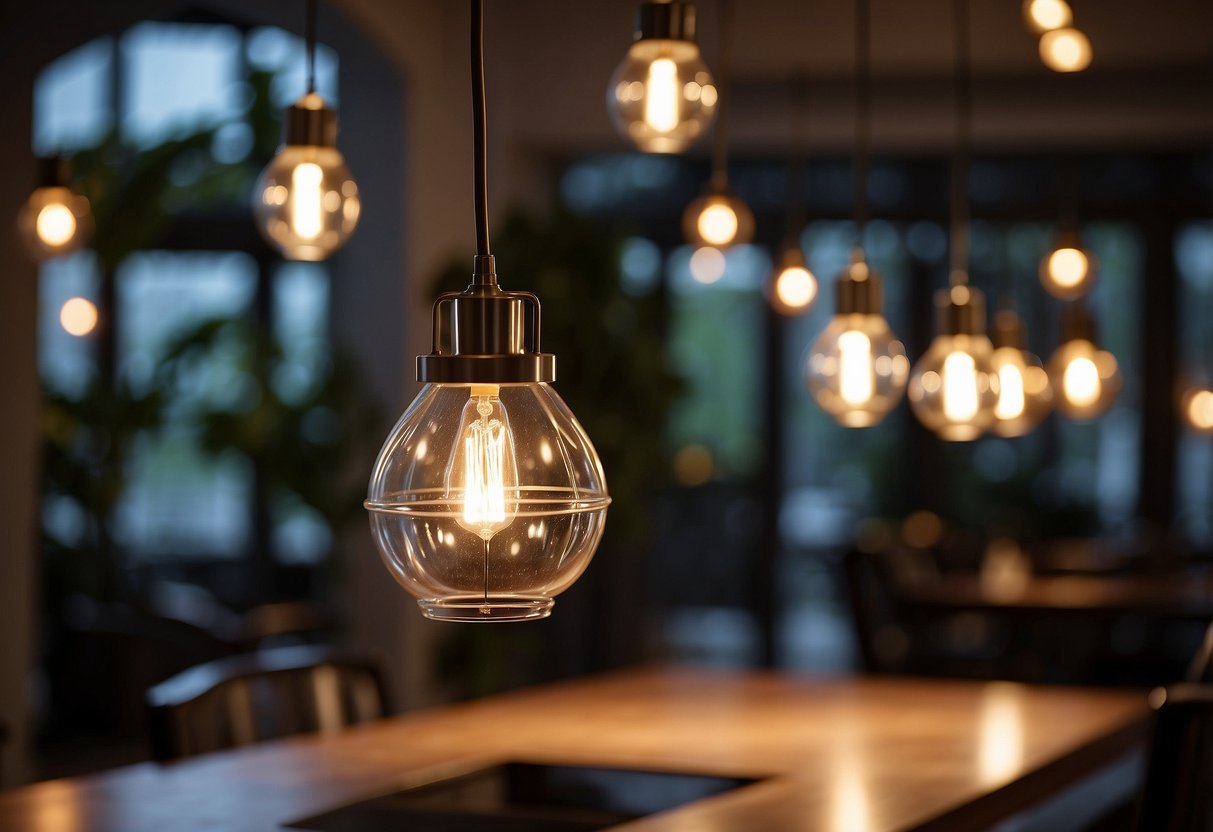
[996,363,1026,420]
[643,58,680,133]
[942,351,979,423]
[463,399,508,537]
[290,162,325,240]
[838,330,874,406]
[1063,356,1100,408]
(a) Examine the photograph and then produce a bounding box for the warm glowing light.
[1040,27,1092,73]
[942,351,980,423]
[1187,389,1213,432]
[1045,247,1089,290]
[978,683,1026,784]
[839,331,875,406]
[643,58,680,133]
[995,362,1026,420]
[697,203,739,247]
[453,387,518,540]
[37,202,78,246]
[1062,355,1100,408]
[59,297,98,337]
[290,162,325,240]
[902,510,943,549]
[773,265,818,313]
[1023,0,1072,33]
[689,246,726,284]
[673,444,714,486]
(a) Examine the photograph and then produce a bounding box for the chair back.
[146,644,390,760]
[1136,683,1213,832]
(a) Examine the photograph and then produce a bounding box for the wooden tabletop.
[0,668,1150,832]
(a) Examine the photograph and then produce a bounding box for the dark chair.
[146,644,391,760]
[1135,684,1213,831]
[1185,622,1213,683]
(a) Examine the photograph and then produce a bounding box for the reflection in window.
[34,38,113,155]
[39,252,101,397]
[1176,222,1213,546]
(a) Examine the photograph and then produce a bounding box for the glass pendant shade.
[806,253,909,427]
[1047,302,1120,420]
[682,190,754,249]
[989,310,1053,437]
[366,264,610,621]
[909,285,999,441]
[1039,233,1096,299]
[608,2,717,153]
[18,158,92,261]
[768,245,818,315]
[253,93,361,261]
[1182,386,1213,435]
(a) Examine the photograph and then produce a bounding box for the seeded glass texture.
[254,145,360,261]
[608,40,716,154]
[366,383,610,622]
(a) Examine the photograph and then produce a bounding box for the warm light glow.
[1045,247,1089,290]
[290,162,325,240]
[995,362,1026,420]
[673,443,714,486]
[1062,355,1101,408]
[36,202,78,247]
[978,683,1026,785]
[942,351,980,423]
[643,58,680,133]
[1040,27,1092,73]
[59,297,98,337]
[689,246,726,284]
[1023,0,1072,33]
[696,203,739,247]
[1187,389,1213,432]
[773,265,817,312]
[839,331,874,406]
[456,387,518,540]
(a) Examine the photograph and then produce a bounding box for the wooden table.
[0,668,1150,832]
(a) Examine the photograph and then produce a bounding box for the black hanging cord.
[784,74,809,244]
[305,0,318,94]
[853,0,871,249]
[471,0,492,261]
[710,0,734,192]
[950,0,972,285]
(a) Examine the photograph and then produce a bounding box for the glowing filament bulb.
[697,203,739,247]
[290,162,324,240]
[943,351,979,423]
[1063,356,1100,408]
[452,386,519,540]
[37,203,77,246]
[838,330,874,406]
[644,58,680,133]
[996,363,1026,420]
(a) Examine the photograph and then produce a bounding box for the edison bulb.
[806,255,909,427]
[608,3,717,153]
[253,93,360,261]
[909,285,999,441]
[682,191,754,249]
[1040,27,1092,73]
[18,185,92,261]
[1022,0,1072,34]
[1049,338,1120,420]
[366,383,610,622]
[769,248,817,315]
[1040,242,1096,299]
[989,312,1052,437]
[1183,388,1213,435]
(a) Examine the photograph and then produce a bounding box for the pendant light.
[1022,0,1072,35]
[682,0,753,251]
[908,0,998,442]
[1025,0,1091,73]
[805,0,908,428]
[1040,164,1097,300]
[608,1,718,154]
[989,308,1053,437]
[1182,386,1213,435]
[365,0,611,623]
[253,0,360,261]
[768,76,818,317]
[1048,301,1121,420]
[18,156,92,261]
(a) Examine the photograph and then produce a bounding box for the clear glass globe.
[366,383,610,622]
[1048,338,1121,420]
[608,40,717,153]
[18,185,92,261]
[807,314,909,428]
[1040,244,1096,299]
[253,144,360,261]
[682,191,754,249]
[990,346,1053,437]
[909,333,1000,441]
[768,248,818,315]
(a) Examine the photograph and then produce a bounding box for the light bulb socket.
[834,254,883,316]
[37,155,71,188]
[417,258,556,384]
[283,93,338,148]
[1060,300,1097,343]
[935,285,987,336]
[991,309,1026,349]
[635,1,697,42]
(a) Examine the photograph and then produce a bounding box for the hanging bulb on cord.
[989,309,1053,437]
[682,188,753,250]
[1048,301,1120,420]
[366,0,610,623]
[768,244,817,315]
[18,156,92,261]
[909,283,1000,441]
[608,1,717,153]
[806,250,909,426]
[1039,232,1096,299]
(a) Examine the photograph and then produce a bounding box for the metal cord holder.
[417,255,556,384]
[835,249,884,316]
[635,1,696,42]
[936,284,987,336]
[284,93,338,148]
